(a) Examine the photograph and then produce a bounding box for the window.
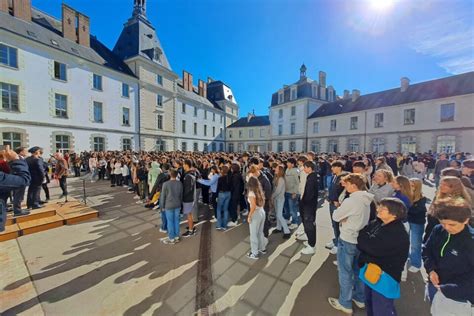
[157,74,163,85]
[260,128,265,137]
[228,143,234,152]
[212,126,215,137]
[194,123,197,135]
[348,139,359,152]
[312,86,317,98]
[289,141,296,152]
[194,106,198,117]
[204,110,207,119]
[122,83,129,98]
[0,44,18,68]
[249,129,254,138]
[400,136,416,153]
[122,138,131,151]
[277,142,283,152]
[229,130,233,139]
[278,109,283,119]
[437,136,456,154]
[440,103,455,122]
[204,125,207,136]
[93,74,102,90]
[213,113,216,122]
[55,93,68,118]
[157,94,163,107]
[291,106,296,116]
[239,130,243,138]
[219,143,224,152]
[182,103,186,113]
[181,142,187,151]
[313,121,319,133]
[374,113,384,128]
[156,140,166,151]
[182,120,186,133]
[211,143,216,152]
[157,114,163,130]
[55,135,70,152]
[372,138,385,153]
[1,83,19,111]
[310,140,320,153]
[122,108,130,125]
[204,143,208,152]
[278,124,283,136]
[93,101,103,123]
[290,123,296,135]
[2,132,21,148]
[220,115,223,123]
[93,137,105,151]
[54,61,67,81]
[330,119,337,131]
[404,108,415,125]
[350,116,358,130]
[328,139,338,153]
[193,142,198,151]
[278,93,283,104]
[291,89,296,100]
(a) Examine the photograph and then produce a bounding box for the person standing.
[215,165,232,230]
[159,168,183,244]
[54,152,69,199]
[284,158,300,230]
[246,176,266,260]
[25,147,45,210]
[407,178,427,273]
[433,153,449,188]
[12,147,30,216]
[299,161,319,255]
[329,173,373,314]
[229,163,244,226]
[182,159,197,237]
[273,165,290,239]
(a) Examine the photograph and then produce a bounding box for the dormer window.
[153,48,162,64]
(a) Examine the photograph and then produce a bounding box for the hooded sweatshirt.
[333,190,374,244]
[148,161,162,189]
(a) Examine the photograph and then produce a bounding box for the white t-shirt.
[247,191,265,211]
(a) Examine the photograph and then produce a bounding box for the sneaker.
[174,237,180,243]
[133,195,140,200]
[159,228,167,233]
[288,223,298,230]
[352,299,365,309]
[301,245,315,255]
[152,205,160,210]
[325,241,335,249]
[329,246,338,255]
[227,221,237,227]
[182,228,197,238]
[241,210,249,216]
[161,238,175,245]
[259,249,267,255]
[159,236,169,241]
[408,266,420,273]
[216,227,224,231]
[246,252,259,260]
[401,270,407,282]
[296,233,308,241]
[333,260,338,266]
[136,200,143,204]
[283,233,291,239]
[328,297,352,314]
[14,210,30,217]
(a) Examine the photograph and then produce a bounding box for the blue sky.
[32,0,473,116]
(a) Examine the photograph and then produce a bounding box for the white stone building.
[0,2,139,155]
[307,73,474,154]
[227,113,271,152]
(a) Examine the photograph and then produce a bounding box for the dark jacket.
[258,172,272,209]
[423,214,440,243]
[150,171,170,196]
[407,197,427,224]
[230,172,244,200]
[217,174,232,193]
[26,156,45,186]
[422,225,474,303]
[328,172,348,202]
[357,218,409,282]
[300,172,319,211]
[182,170,196,203]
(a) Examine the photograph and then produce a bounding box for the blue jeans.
[285,192,300,225]
[337,239,365,309]
[325,175,333,191]
[409,222,424,268]
[329,203,340,245]
[274,197,290,233]
[165,208,180,240]
[216,191,231,229]
[160,211,168,231]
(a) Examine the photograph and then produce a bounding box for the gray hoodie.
[332,190,374,244]
[159,179,183,210]
[368,183,394,203]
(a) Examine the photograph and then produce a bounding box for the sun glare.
[369,0,395,12]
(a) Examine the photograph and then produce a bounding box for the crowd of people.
[1,146,473,315]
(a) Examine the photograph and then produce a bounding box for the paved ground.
[1,177,433,315]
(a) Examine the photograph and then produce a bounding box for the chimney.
[77,13,90,47]
[343,90,350,99]
[62,4,77,43]
[182,71,189,91]
[352,89,360,102]
[0,0,9,13]
[400,77,410,92]
[319,71,326,88]
[12,0,32,21]
[198,79,207,97]
[188,72,193,92]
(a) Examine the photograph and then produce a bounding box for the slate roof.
[308,72,474,119]
[270,76,336,106]
[0,9,135,77]
[228,116,270,128]
[175,80,218,110]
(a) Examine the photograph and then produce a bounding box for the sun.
[369,0,395,12]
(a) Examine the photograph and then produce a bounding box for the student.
[159,168,183,244]
[246,176,266,260]
[329,173,373,314]
[299,161,319,255]
[284,158,300,229]
[390,175,413,209]
[368,169,395,204]
[326,160,348,254]
[272,165,290,239]
[216,165,232,230]
[407,178,427,273]
[422,199,473,316]
[182,159,197,237]
[357,198,409,316]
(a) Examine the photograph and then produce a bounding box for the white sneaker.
[352,299,365,309]
[408,266,420,273]
[288,223,298,230]
[329,246,338,255]
[328,297,352,314]
[133,195,140,199]
[227,221,237,227]
[325,241,335,249]
[301,245,315,255]
[296,233,308,241]
[241,210,249,216]
[333,260,338,266]
[159,228,167,233]
[401,269,407,282]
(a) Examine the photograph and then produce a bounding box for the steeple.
[300,63,307,80]
[133,0,146,17]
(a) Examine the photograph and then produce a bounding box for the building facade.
[0,3,139,155]
[227,114,271,152]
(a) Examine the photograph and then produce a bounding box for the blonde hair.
[376,169,394,184]
[437,176,472,204]
[410,178,423,202]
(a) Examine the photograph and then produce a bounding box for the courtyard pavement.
[1,177,433,315]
